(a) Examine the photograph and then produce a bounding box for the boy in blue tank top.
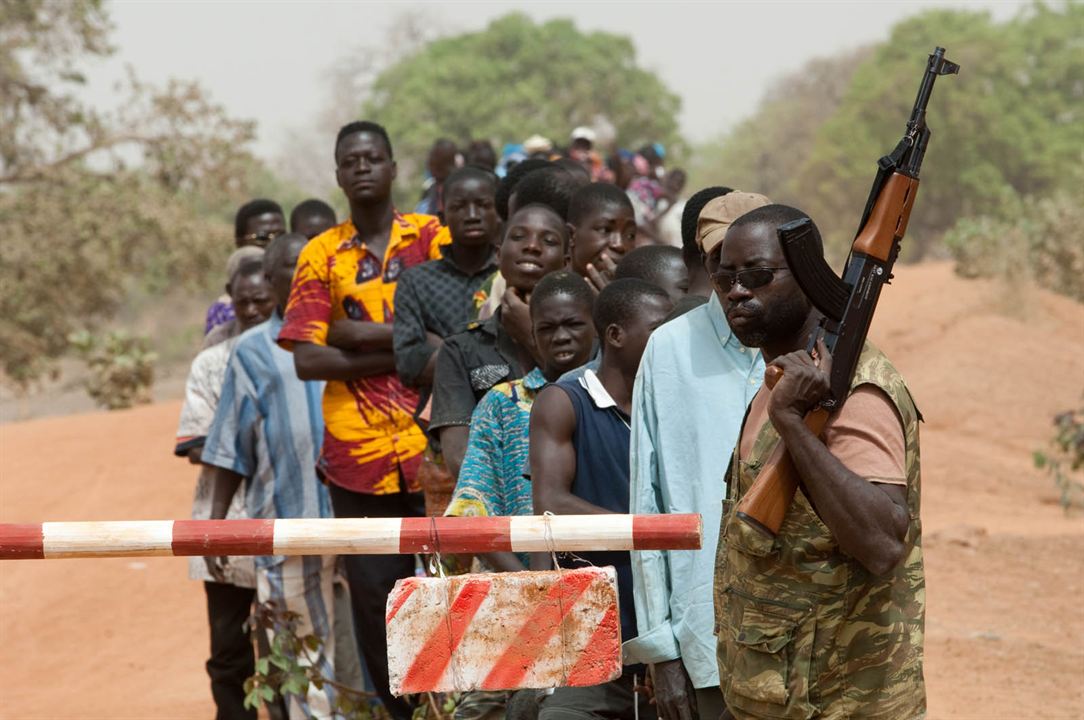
[530,278,673,719]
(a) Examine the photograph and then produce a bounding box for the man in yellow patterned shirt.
[278,120,448,718]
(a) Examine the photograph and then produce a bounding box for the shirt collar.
[269,308,286,332]
[335,211,415,252]
[707,291,741,350]
[439,244,498,277]
[522,367,547,391]
[579,368,618,410]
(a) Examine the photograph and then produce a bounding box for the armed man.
[713,204,925,720]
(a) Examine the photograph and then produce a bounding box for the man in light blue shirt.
[627,192,770,719]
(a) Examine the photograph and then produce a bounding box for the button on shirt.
[626,292,764,688]
[278,213,449,495]
[202,312,333,569]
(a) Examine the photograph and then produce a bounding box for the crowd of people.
[175,120,925,720]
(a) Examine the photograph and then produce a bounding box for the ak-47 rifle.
[735,46,960,537]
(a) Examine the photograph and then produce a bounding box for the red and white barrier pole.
[0,514,700,560]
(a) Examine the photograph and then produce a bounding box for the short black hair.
[615,245,684,286]
[231,256,267,288]
[506,202,569,248]
[554,157,591,183]
[235,199,284,240]
[335,120,393,159]
[567,183,634,226]
[530,270,594,318]
[512,166,588,222]
[680,186,733,263]
[465,139,497,171]
[444,165,498,197]
[263,232,308,274]
[289,199,336,232]
[495,158,552,221]
[429,138,457,156]
[728,204,824,255]
[593,277,670,336]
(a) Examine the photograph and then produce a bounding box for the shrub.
[68,330,156,410]
[944,192,1084,302]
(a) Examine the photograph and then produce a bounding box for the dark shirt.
[393,246,498,389]
[554,373,638,644]
[429,309,528,433]
[665,293,709,323]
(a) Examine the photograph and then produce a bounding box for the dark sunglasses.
[711,266,790,290]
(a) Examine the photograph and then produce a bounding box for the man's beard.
[729,294,810,349]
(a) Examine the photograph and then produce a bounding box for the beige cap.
[697,192,772,254]
[523,134,553,155]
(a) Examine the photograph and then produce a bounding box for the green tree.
[0,0,298,390]
[800,2,1084,259]
[360,13,683,196]
[687,46,872,253]
[690,2,1084,263]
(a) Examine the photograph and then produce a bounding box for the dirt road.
[2,263,1082,718]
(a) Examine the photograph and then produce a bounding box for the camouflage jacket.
[715,342,925,719]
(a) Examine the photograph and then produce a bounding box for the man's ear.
[391,159,398,182]
[605,323,624,349]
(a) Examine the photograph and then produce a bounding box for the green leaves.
[1034,403,1084,514]
[360,13,683,199]
[66,330,156,410]
[245,600,389,719]
[690,3,1084,266]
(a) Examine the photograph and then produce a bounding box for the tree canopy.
[0,0,296,388]
[360,13,683,192]
[690,2,1083,262]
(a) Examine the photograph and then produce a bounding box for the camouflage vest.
[715,342,925,720]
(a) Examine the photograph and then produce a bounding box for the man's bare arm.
[327,319,394,351]
[416,333,443,388]
[478,551,527,573]
[293,341,395,382]
[530,386,611,516]
[439,425,470,480]
[209,466,245,521]
[768,348,908,576]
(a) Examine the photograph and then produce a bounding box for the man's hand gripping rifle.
[735,47,960,537]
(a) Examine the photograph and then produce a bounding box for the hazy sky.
[89,0,1025,161]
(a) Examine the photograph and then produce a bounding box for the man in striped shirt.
[203,233,337,719]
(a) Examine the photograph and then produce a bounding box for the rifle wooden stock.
[734,366,830,536]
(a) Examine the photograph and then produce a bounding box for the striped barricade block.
[386,567,621,695]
